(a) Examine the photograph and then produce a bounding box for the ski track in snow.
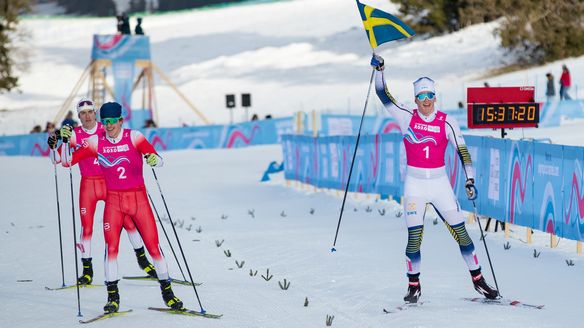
[0,145,582,328]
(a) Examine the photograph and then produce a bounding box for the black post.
[331,68,375,251]
[66,143,83,317]
[147,191,187,282]
[150,168,206,313]
[51,151,66,288]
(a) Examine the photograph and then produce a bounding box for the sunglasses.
[101,117,122,125]
[416,92,435,101]
[78,100,94,107]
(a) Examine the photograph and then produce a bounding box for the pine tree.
[0,0,31,93]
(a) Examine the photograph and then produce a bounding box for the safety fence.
[282,134,584,243]
[0,118,293,156]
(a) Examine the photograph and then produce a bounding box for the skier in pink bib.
[371,55,499,303]
[60,102,183,313]
[47,98,157,285]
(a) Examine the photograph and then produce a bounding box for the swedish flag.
[356,0,415,48]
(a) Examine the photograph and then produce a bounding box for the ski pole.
[331,66,375,252]
[471,200,501,294]
[147,191,187,282]
[65,142,83,317]
[150,168,206,314]
[51,148,66,288]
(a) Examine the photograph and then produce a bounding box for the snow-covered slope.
[1,0,582,135]
[0,146,582,327]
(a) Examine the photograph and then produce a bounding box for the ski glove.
[465,178,478,200]
[60,125,73,143]
[145,153,158,167]
[371,55,385,71]
[47,133,59,149]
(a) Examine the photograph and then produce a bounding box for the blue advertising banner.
[281,133,584,242]
[533,143,563,235]
[561,145,584,241]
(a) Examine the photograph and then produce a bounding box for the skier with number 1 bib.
[60,102,183,313]
[371,55,499,303]
[47,98,157,286]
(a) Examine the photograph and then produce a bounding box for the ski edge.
[464,297,544,309]
[148,307,223,319]
[122,276,202,286]
[79,309,133,324]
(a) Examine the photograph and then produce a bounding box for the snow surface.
[1,1,584,326]
[1,0,583,138]
[0,145,583,328]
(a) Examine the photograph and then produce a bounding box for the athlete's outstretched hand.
[145,153,158,167]
[371,55,385,71]
[60,125,73,143]
[465,178,478,200]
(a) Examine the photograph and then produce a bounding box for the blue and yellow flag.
[356,0,415,48]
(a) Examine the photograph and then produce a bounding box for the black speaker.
[226,94,235,108]
[241,93,251,107]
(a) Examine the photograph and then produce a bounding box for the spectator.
[559,64,572,100]
[135,17,144,35]
[457,101,464,110]
[30,125,42,134]
[545,73,555,102]
[483,82,490,87]
[121,12,131,35]
[61,111,78,128]
[143,119,157,128]
[44,121,57,133]
[116,15,123,34]
[265,114,272,119]
[251,114,259,121]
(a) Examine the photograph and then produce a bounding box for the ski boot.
[160,279,184,310]
[135,247,157,278]
[403,275,421,304]
[103,281,120,313]
[471,268,499,299]
[77,258,93,285]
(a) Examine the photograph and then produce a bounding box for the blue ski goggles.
[416,92,435,101]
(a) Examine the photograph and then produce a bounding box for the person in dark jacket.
[135,17,144,35]
[545,73,555,102]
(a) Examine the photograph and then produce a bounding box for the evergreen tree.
[0,0,31,93]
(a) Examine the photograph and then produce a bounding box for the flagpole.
[331,49,376,252]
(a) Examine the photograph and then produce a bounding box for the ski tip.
[330,247,336,252]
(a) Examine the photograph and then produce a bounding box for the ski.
[122,276,202,286]
[148,307,223,319]
[463,297,544,309]
[383,301,425,314]
[44,284,103,291]
[79,309,133,324]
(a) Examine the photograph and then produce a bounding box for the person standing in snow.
[47,98,158,286]
[370,55,499,303]
[559,64,571,100]
[60,102,184,313]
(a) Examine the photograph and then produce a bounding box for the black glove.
[465,178,478,201]
[370,54,385,71]
[47,133,58,149]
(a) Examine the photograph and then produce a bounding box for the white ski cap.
[413,77,435,96]
[76,97,95,113]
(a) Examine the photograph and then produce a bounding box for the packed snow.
[1,1,584,327]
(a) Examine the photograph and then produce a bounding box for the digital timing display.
[470,103,539,128]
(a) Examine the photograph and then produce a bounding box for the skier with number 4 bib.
[371,55,499,303]
[61,102,183,313]
[47,98,157,286]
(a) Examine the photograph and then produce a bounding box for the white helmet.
[76,97,95,113]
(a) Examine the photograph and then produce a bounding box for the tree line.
[391,0,584,65]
